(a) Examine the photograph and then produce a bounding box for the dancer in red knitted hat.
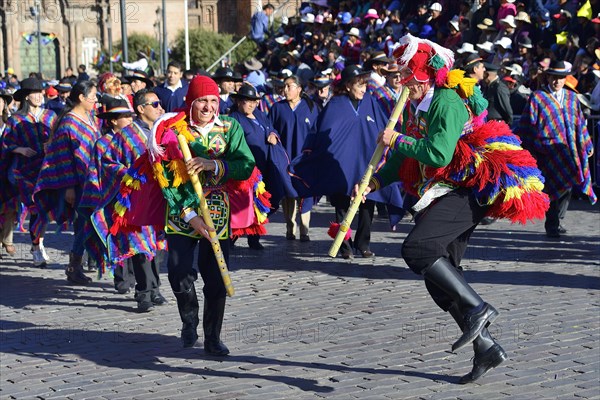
[114,75,256,354]
[356,34,549,383]
[161,75,256,354]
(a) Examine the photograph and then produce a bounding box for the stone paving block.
[573,388,600,399]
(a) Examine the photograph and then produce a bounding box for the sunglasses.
[143,101,161,108]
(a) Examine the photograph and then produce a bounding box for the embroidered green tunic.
[373,87,469,196]
[161,116,255,239]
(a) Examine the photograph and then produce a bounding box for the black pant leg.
[113,263,126,290]
[131,253,155,293]
[446,225,478,269]
[330,193,375,252]
[545,189,572,233]
[403,190,486,312]
[330,193,349,222]
[402,189,487,274]
[167,235,199,293]
[330,193,352,252]
[114,259,135,291]
[197,237,230,301]
[29,213,38,242]
[354,199,375,251]
[150,249,167,290]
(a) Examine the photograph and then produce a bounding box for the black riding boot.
[449,303,507,383]
[422,258,499,351]
[203,296,229,356]
[174,283,199,348]
[247,235,264,250]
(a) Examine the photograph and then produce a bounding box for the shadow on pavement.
[0,272,138,312]
[0,319,457,391]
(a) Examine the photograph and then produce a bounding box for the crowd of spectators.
[245,0,600,116]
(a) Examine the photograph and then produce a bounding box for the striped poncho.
[81,121,166,274]
[33,112,101,236]
[260,93,284,115]
[0,110,57,212]
[370,84,399,118]
[517,88,597,204]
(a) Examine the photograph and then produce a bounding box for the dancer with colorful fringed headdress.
[357,34,549,383]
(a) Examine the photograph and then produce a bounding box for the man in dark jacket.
[482,62,513,126]
[504,75,530,116]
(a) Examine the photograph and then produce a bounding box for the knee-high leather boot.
[422,257,499,351]
[174,283,199,348]
[449,303,507,383]
[203,296,230,356]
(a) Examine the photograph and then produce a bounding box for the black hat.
[96,97,134,119]
[124,70,154,88]
[268,76,285,88]
[545,60,571,76]
[212,66,243,82]
[483,62,500,72]
[309,74,332,88]
[463,54,484,68]
[518,36,533,49]
[54,80,73,93]
[268,69,292,88]
[0,89,13,105]
[364,51,393,71]
[13,77,44,102]
[230,83,261,100]
[338,65,370,86]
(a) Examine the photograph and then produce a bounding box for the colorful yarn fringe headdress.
[391,33,489,124]
[391,34,549,224]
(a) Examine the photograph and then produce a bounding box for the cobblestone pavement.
[1,199,599,400]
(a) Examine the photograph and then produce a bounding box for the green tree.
[94,33,160,75]
[171,29,257,71]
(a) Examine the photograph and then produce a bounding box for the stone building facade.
[0,0,297,80]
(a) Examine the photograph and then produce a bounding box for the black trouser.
[114,260,135,291]
[114,254,161,293]
[401,189,488,311]
[544,189,571,234]
[29,213,38,242]
[131,253,161,293]
[166,234,229,300]
[329,193,375,252]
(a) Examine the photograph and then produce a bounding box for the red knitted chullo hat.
[185,75,220,109]
[391,34,455,86]
[393,42,437,84]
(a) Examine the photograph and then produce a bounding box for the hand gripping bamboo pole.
[177,135,235,297]
[328,86,410,258]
